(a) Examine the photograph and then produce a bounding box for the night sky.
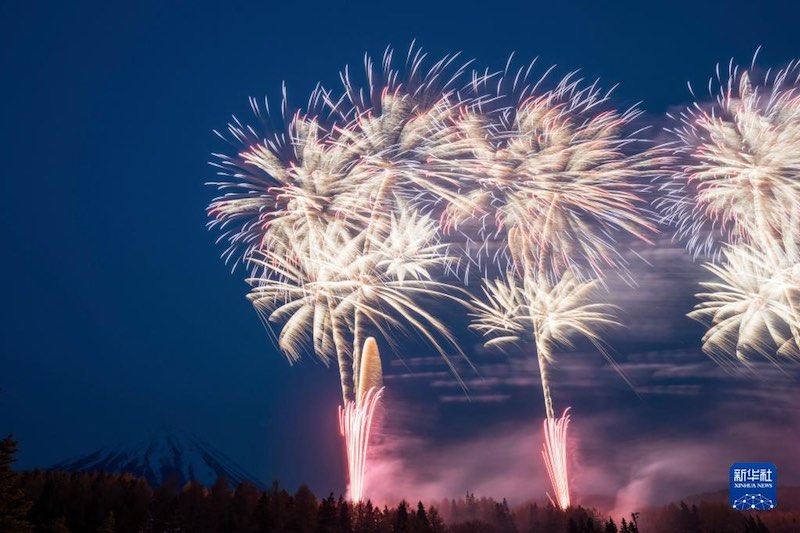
[2,0,800,507]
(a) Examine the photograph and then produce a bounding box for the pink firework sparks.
[338,386,384,502]
[541,408,571,509]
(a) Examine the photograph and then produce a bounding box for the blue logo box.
[730,463,777,510]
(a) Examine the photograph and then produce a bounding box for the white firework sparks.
[690,240,800,365]
[658,56,800,259]
[443,64,663,279]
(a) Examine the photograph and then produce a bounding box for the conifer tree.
[427,506,446,533]
[98,511,115,533]
[415,501,430,529]
[394,501,409,533]
[0,434,32,533]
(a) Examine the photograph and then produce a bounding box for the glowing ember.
[339,386,384,502]
[542,408,571,509]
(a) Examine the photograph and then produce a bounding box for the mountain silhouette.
[53,427,264,489]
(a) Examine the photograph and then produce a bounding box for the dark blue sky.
[2,0,799,502]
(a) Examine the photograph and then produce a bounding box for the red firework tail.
[338,386,384,502]
[542,407,571,509]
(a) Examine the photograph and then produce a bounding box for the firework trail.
[340,387,383,503]
[542,409,571,508]
[658,53,800,368]
[339,337,385,502]
[458,62,657,507]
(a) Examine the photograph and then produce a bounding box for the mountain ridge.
[52,427,265,489]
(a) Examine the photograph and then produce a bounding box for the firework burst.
[443,64,663,280]
[657,56,800,259]
[322,46,481,223]
[208,47,475,500]
[690,239,800,366]
[208,92,355,269]
[209,49,658,505]
[471,271,619,419]
[658,53,800,371]
[246,207,465,402]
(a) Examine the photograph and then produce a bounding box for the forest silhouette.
[1,434,795,532]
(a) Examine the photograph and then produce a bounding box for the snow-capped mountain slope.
[53,428,265,489]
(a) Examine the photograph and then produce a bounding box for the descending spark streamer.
[339,386,384,502]
[542,409,571,508]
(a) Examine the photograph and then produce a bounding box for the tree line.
[1,434,794,532]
